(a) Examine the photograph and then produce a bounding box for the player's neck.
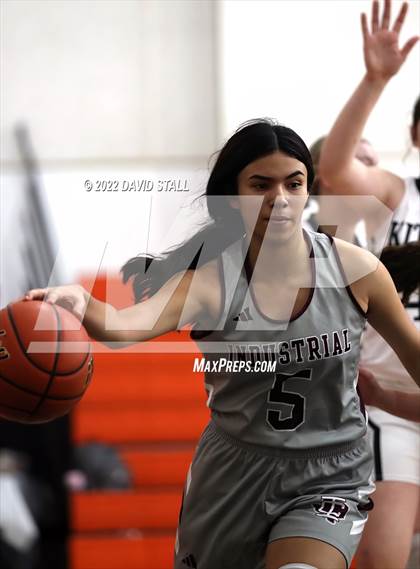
[245,228,309,282]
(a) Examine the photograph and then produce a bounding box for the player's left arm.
[358,367,420,422]
[366,261,420,387]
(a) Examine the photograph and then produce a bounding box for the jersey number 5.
[266,368,312,431]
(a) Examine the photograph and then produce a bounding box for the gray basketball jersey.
[191,229,368,449]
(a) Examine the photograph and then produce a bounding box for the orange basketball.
[0,300,93,424]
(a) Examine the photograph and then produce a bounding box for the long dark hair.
[121,119,314,302]
[380,241,420,305]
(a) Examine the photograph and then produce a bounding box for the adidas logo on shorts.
[182,553,197,568]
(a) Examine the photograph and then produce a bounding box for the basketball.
[0,300,93,424]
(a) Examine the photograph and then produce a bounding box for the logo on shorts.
[182,553,197,568]
[313,496,349,525]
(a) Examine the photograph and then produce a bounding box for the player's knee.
[275,564,318,569]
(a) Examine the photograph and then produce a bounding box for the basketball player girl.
[318,0,419,567]
[26,117,419,569]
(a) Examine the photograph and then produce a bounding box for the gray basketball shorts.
[174,421,375,569]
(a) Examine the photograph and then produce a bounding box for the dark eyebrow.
[248,174,272,181]
[248,170,305,182]
[285,170,305,180]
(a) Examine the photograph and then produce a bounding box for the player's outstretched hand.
[25,285,89,320]
[361,0,419,82]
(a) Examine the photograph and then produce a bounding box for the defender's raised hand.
[361,0,419,82]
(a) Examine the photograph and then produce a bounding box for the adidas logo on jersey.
[182,553,197,568]
[233,306,253,322]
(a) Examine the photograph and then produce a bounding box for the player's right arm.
[318,0,418,212]
[25,264,215,347]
